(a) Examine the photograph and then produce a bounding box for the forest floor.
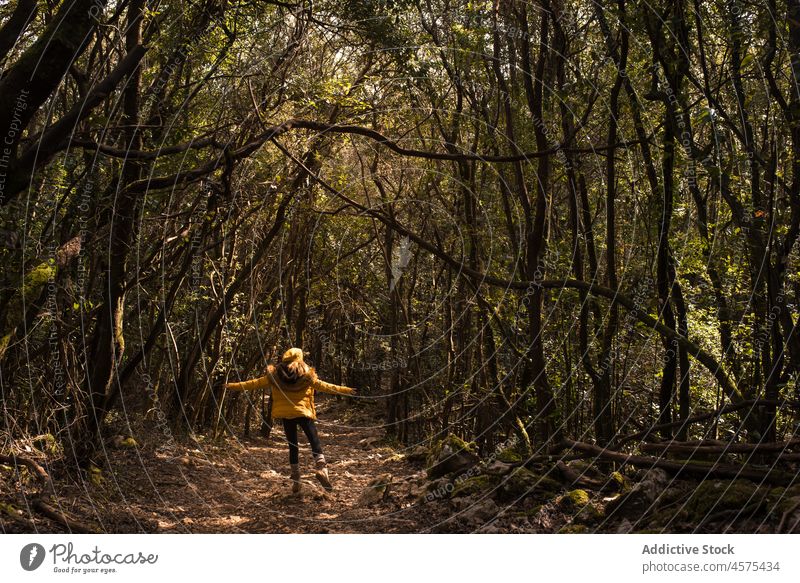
[1,401,451,534]
[3,400,800,533]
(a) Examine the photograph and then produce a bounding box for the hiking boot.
[314,455,332,491]
[290,463,301,494]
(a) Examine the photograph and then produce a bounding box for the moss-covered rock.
[120,437,137,448]
[499,467,562,502]
[426,434,479,479]
[605,468,670,519]
[687,479,765,516]
[446,434,477,454]
[495,446,523,464]
[649,508,689,528]
[109,435,138,449]
[558,489,590,511]
[655,481,694,506]
[405,445,429,463]
[484,460,516,476]
[451,474,495,498]
[608,471,632,493]
[358,473,393,506]
[575,503,606,525]
[88,464,105,487]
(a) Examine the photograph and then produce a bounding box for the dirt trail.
[4,402,436,534]
[9,404,794,534]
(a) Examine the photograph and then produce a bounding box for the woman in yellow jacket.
[224,347,356,493]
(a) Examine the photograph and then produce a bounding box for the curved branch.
[282,153,742,403]
[271,119,646,162]
[104,118,645,194]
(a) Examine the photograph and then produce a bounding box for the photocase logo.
[20,543,46,571]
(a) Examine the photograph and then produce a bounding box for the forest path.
[43,402,433,533]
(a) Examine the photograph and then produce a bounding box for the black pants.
[282,417,323,465]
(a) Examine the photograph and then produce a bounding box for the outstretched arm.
[225,375,271,392]
[312,378,356,396]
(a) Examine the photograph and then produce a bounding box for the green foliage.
[2,0,800,481]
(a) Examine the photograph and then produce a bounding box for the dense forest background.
[2,0,800,533]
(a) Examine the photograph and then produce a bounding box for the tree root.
[0,501,37,531]
[2,453,98,532]
[31,498,98,534]
[0,453,52,485]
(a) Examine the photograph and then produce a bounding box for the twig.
[0,453,53,493]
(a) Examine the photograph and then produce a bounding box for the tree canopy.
[1,0,800,524]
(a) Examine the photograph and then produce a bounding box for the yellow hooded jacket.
[224,365,354,420]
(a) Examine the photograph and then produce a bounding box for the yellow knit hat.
[281,347,304,363]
